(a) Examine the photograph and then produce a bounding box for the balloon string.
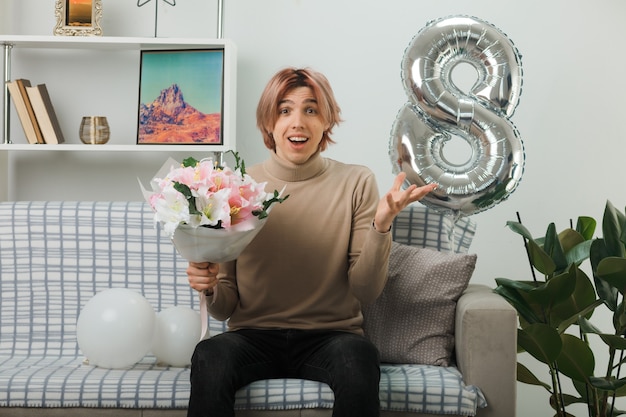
[199,292,208,340]
[199,290,213,341]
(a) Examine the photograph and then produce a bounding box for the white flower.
[151,183,190,236]
[192,187,232,228]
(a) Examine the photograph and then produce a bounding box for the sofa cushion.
[237,364,485,414]
[363,242,477,366]
[0,354,484,415]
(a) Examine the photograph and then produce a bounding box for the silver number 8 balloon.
[390,15,525,217]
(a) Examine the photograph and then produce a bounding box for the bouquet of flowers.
[140,151,287,341]
[140,151,288,263]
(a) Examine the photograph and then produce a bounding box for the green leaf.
[506,221,535,241]
[181,157,199,168]
[227,150,246,174]
[527,268,576,309]
[518,324,562,364]
[505,221,557,275]
[589,376,626,392]
[597,257,626,295]
[590,239,620,311]
[251,189,289,220]
[615,380,626,397]
[557,299,603,334]
[615,302,626,335]
[517,362,551,390]
[494,278,537,293]
[560,228,586,249]
[565,239,593,267]
[173,181,200,215]
[598,333,626,350]
[572,378,591,401]
[550,392,586,407]
[603,200,626,258]
[544,223,568,273]
[550,266,598,330]
[528,239,557,276]
[576,216,597,241]
[548,393,580,417]
[494,279,544,325]
[579,316,603,334]
[558,228,585,255]
[555,334,595,382]
[569,379,626,415]
[569,379,626,409]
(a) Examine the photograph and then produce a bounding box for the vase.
[79,116,110,144]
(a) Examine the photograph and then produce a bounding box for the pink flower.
[141,152,288,238]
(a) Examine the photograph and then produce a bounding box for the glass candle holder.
[79,116,110,145]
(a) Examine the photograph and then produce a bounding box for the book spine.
[36,84,65,144]
[5,80,39,144]
[25,84,65,145]
[15,79,45,144]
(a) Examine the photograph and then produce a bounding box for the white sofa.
[0,201,516,417]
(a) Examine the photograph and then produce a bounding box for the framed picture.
[137,48,227,146]
[54,0,103,36]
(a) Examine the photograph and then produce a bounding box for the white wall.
[3,1,626,415]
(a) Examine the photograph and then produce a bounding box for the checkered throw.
[0,201,484,414]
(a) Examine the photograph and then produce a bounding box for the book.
[5,79,45,144]
[15,79,46,144]
[24,83,65,144]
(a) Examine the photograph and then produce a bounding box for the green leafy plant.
[494,201,626,416]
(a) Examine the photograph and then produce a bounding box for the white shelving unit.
[1,35,237,151]
[0,35,237,200]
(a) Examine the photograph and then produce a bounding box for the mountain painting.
[138,49,225,145]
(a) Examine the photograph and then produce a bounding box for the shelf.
[0,35,232,51]
[0,143,227,152]
[0,34,237,201]
[1,34,237,151]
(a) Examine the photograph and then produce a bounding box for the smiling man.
[185,67,437,417]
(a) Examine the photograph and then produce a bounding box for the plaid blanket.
[0,201,483,415]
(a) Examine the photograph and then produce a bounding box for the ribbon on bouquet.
[199,291,211,341]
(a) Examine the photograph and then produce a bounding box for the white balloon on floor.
[77,288,156,369]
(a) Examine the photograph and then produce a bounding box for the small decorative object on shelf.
[54,0,103,37]
[137,0,176,38]
[79,116,110,144]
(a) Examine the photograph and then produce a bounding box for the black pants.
[187,328,381,417]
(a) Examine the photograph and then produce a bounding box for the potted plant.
[494,200,626,416]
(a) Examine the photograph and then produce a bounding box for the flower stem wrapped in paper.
[139,151,288,338]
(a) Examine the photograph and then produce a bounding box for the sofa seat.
[0,201,514,417]
[0,354,483,414]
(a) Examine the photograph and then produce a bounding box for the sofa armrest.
[455,283,517,417]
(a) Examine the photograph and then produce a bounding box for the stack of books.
[5,79,65,144]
